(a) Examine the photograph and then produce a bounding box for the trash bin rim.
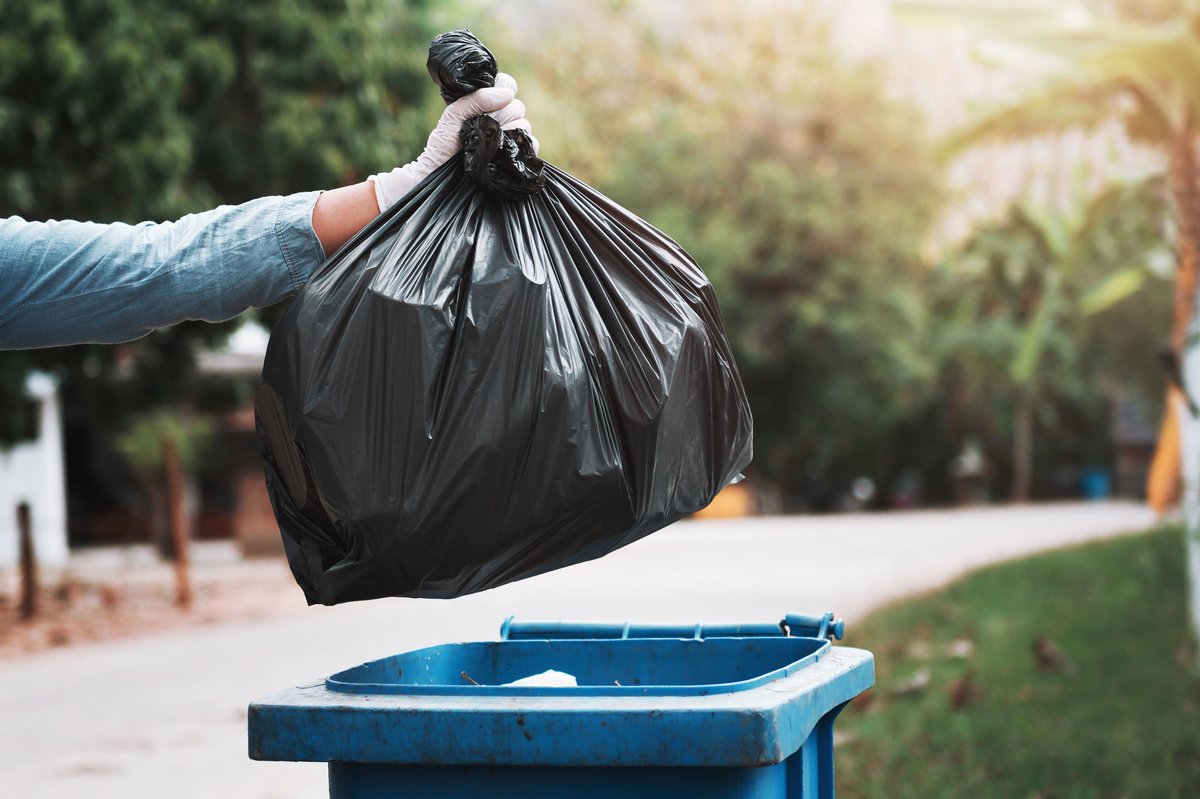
[324,635,831,698]
[248,646,876,767]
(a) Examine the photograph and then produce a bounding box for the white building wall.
[0,373,69,570]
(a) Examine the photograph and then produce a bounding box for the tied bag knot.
[427,29,545,199]
[460,114,545,199]
[427,29,498,104]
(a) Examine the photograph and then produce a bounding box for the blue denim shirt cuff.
[275,190,326,296]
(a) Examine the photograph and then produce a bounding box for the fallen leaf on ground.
[1032,636,1074,674]
[947,671,979,709]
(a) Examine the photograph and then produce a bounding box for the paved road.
[0,502,1156,797]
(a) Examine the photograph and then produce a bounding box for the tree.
[937,180,1171,501]
[898,0,1200,640]
[115,411,214,605]
[0,0,436,223]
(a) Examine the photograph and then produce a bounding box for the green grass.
[836,526,1200,799]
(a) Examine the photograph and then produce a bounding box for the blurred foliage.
[932,180,1172,497]
[890,0,1196,505]
[922,1,1200,160]
[0,0,440,445]
[0,0,435,221]
[115,411,214,474]
[0,350,36,444]
[902,1,1200,355]
[503,1,1173,507]
[114,409,214,555]
[506,5,942,506]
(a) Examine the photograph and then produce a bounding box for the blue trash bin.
[249,612,874,798]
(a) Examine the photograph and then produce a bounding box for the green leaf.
[912,4,1200,156]
[940,79,1136,158]
[1019,203,1073,259]
[1069,181,1150,261]
[1080,267,1148,314]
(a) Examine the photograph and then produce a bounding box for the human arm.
[310,182,381,257]
[0,78,531,350]
[0,191,325,350]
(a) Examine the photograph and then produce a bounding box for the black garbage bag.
[256,31,753,604]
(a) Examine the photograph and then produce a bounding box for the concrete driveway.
[0,501,1156,797]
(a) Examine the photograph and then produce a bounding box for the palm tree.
[951,184,1163,502]
[898,0,1200,640]
[1010,188,1159,500]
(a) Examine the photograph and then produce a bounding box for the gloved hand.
[371,72,537,212]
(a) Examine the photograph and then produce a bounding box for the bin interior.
[326,636,828,697]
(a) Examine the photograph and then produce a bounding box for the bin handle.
[500,612,845,641]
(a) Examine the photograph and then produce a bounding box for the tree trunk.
[146,476,172,560]
[163,437,192,610]
[1012,391,1034,502]
[1173,128,1200,356]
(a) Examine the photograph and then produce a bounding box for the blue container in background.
[248,612,874,798]
[1080,467,1112,500]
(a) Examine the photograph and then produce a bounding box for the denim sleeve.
[0,191,325,350]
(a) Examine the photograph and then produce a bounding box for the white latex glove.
[371,72,537,212]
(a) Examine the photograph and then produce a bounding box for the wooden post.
[17,502,37,621]
[162,437,193,609]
